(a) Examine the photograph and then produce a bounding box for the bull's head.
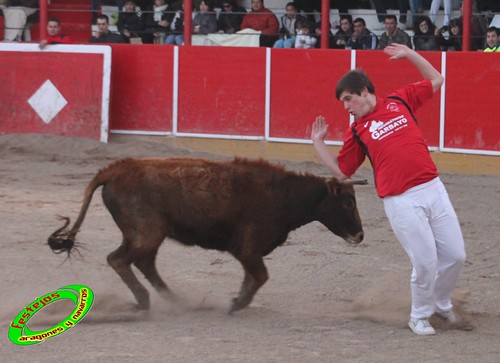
[316,178,367,244]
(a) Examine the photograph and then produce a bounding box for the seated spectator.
[117,0,144,43]
[217,0,246,34]
[164,2,184,45]
[192,0,217,35]
[273,2,305,48]
[378,14,413,49]
[2,0,39,41]
[294,18,316,49]
[313,20,335,48]
[92,1,124,24]
[413,16,441,51]
[89,14,125,43]
[240,0,279,47]
[143,0,174,44]
[483,26,500,52]
[346,17,378,50]
[332,14,353,49]
[456,0,487,51]
[39,17,72,48]
[438,18,462,51]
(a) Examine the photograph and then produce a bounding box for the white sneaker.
[436,310,458,324]
[408,318,436,336]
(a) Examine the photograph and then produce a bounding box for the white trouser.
[429,0,460,27]
[383,177,466,319]
[2,6,37,41]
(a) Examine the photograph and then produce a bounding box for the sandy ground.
[1,134,499,363]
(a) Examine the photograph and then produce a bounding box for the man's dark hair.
[487,26,500,36]
[353,17,366,27]
[47,17,61,26]
[340,14,353,24]
[384,14,397,23]
[335,69,375,100]
[96,14,110,23]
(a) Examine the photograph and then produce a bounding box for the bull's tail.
[47,167,110,257]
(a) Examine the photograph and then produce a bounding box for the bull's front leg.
[229,255,268,314]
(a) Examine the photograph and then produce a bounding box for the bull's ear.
[325,178,340,196]
[342,179,368,186]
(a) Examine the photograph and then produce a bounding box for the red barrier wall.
[110,44,173,132]
[444,52,500,152]
[2,44,499,155]
[270,49,351,141]
[177,46,267,136]
[0,44,110,142]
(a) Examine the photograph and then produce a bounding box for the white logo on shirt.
[368,115,408,140]
[387,102,400,112]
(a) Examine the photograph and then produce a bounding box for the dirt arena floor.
[1,134,499,363]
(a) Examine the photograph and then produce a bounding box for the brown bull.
[48,157,366,313]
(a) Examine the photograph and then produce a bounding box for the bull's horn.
[342,179,368,185]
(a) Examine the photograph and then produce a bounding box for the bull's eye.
[342,196,355,210]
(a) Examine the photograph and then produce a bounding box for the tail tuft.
[47,216,78,257]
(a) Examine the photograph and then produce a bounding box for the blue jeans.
[164,34,184,45]
[273,37,295,48]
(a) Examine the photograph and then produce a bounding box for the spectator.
[117,0,144,43]
[240,0,279,47]
[313,20,336,49]
[413,16,441,50]
[483,26,500,52]
[346,17,378,50]
[89,14,124,43]
[333,14,353,49]
[39,17,72,48]
[192,0,217,35]
[217,0,246,34]
[2,0,38,41]
[92,1,124,24]
[164,2,184,45]
[143,0,174,44]
[294,18,317,49]
[429,0,461,31]
[371,0,409,30]
[378,14,413,49]
[455,0,487,51]
[438,18,462,51]
[273,2,305,48]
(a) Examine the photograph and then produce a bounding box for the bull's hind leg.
[107,244,151,310]
[133,248,174,302]
[229,254,268,314]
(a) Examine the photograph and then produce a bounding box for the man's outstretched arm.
[384,43,444,93]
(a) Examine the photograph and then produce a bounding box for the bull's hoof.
[228,297,250,315]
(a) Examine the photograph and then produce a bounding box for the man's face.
[384,18,397,35]
[222,2,232,12]
[339,89,372,119]
[251,0,263,11]
[486,31,499,47]
[353,22,365,36]
[47,21,60,36]
[340,19,352,32]
[124,1,135,11]
[96,18,109,33]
